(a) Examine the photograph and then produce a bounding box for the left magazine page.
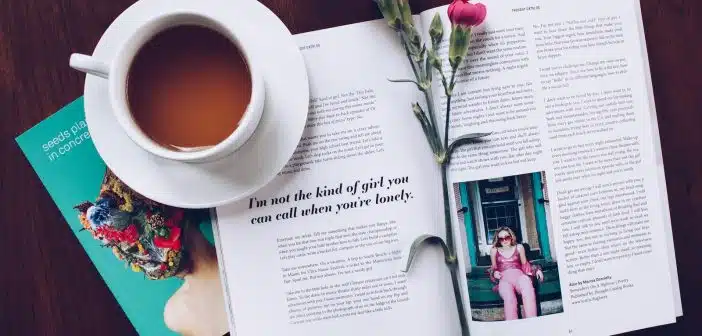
[15,97,230,336]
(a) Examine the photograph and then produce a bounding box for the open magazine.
[15,99,230,336]
[213,1,682,335]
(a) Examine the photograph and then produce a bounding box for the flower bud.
[374,0,402,30]
[397,0,414,29]
[429,13,444,48]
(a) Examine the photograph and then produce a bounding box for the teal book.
[15,97,226,336]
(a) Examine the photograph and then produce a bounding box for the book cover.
[15,97,227,336]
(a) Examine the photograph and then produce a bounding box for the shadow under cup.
[111,12,265,163]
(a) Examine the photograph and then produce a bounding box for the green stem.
[403,37,437,140]
[450,260,470,336]
[401,34,421,85]
[400,37,441,154]
[393,21,471,335]
[424,89,441,149]
[438,50,468,336]
[442,162,468,335]
[444,94,452,151]
[401,32,438,142]
[441,163,455,261]
[439,70,449,96]
[441,69,461,257]
[443,69,458,152]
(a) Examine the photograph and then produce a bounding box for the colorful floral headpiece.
[74,170,189,280]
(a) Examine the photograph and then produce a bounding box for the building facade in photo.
[454,172,564,321]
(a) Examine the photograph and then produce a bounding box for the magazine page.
[15,98,230,336]
[419,0,677,335]
[631,0,683,317]
[213,19,471,335]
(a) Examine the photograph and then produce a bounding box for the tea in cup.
[70,12,265,162]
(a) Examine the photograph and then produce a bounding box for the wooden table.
[0,0,700,335]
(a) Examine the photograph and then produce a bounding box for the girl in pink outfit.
[489,227,544,320]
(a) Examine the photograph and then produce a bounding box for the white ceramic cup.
[69,11,265,163]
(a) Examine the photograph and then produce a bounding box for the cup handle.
[69,53,110,79]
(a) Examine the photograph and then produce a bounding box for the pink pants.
[498,269,537,320]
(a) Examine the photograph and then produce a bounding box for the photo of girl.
[453,171,564,322]
[489,227,543,320]
[74,170,229,336]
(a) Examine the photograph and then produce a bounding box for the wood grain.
[0,0,700,335]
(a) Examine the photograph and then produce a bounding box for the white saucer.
[84,0,309,208]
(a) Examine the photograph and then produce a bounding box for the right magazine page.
[421,0,679,335]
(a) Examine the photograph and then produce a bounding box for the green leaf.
[412,103,429,130]
[429,13,444,48]
[425,54,433,82]
[412,103,440,154]
[412,102,430,130]
[446,132,492,163]
[402,234,451,273]
[388,78,423,91]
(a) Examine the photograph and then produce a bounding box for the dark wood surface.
[0,0,700,335]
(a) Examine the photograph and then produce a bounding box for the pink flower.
[448,0,487,27]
